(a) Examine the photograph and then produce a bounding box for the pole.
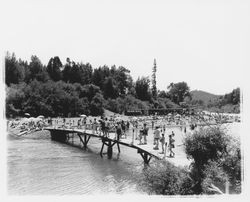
[225,176,229,194]
[164,142,167,159]
[131,128,134,145]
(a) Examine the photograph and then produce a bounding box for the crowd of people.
[8,110,240,157]
[47,115,180,157]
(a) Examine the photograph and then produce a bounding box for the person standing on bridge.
[116,122,122,141]
[77,119,81,129]
[142,123,149,145]
[92,118,97,135]
[99,118,106,137]
[121,120,126,139]
[105,118,110,137]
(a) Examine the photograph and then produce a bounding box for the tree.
[62,58,72,82]
[113,66,131,95]
[92,66,111,90]
[167,82,191,104]
[79,63,93,85]
[184,127,230,194]
[231,88,240,105]
[47,56,62,81]
[6,82,27,117]
[103,77,118,99]
[29,55,49,82]
[135,76,151,101]
[90,93,104,115]
[158,90,168,98]
[5,52,25,85]
[69,62,83,84]
[142,161,195,195]
[151,59,157,99]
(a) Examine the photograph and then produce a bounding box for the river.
[7,130,147,195]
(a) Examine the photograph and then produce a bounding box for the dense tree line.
[5,52,240,118]
[6,52,185,118]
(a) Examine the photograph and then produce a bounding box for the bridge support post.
[77,133,91,149]
[137,149,152,164]
[100,137,119,158]
[107,140,113,159]
[117,142,120,153]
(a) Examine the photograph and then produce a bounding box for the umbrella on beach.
[175,114,181,118]
[132,117,138,121]
[37,115,44,119]
[80,114,87,118]
[24,113,30,117]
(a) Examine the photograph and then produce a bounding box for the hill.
[190,90,221,105]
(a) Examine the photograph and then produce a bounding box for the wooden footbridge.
[44,126,165,164]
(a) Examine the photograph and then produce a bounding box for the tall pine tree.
[152,59,157,99]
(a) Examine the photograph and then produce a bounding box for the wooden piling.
[107,140,113,159]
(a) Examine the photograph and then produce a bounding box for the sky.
[1,0,249,95]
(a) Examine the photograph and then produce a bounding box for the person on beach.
[153,126,160,150]
[169,131,175,157]
[163,124,166,133]
[159,133,165,154]
[126,121,130,131]
[132,122,135,139]
[135,121,138,140]
[116,122,122,141]
[138,128,143,145]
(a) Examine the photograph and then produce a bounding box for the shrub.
[183,126,241,194]
[141,161,195,195]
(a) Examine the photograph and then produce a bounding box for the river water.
[7,130,148,195]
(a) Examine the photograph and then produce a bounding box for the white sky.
[1,0,249,95]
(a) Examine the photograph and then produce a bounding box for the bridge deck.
[45,127,166,161]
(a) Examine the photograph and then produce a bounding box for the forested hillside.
[190,90,220,105]
[5,52,240,118]
[5,53,182,118]
[188,89,240,113]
